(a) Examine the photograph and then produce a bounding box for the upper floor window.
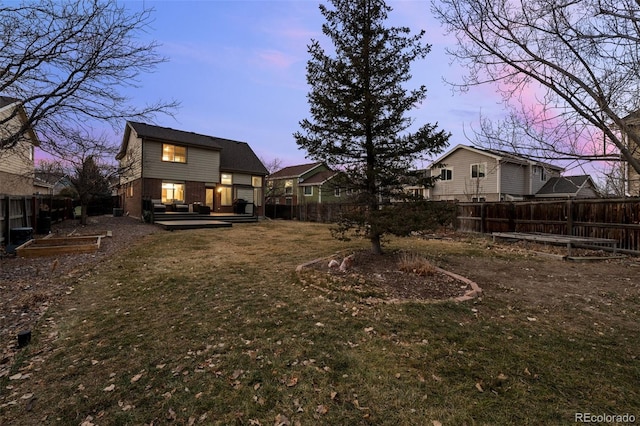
[471,163,486,179]
[221,173,232,185]
[334,187,341,197]
[303,186,313,196]
[252,176,263,187]
[284,179,293,194]
[440,168,453,181]
[533,166,547,181]
[162,144,186,163]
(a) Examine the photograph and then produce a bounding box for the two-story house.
[266,162,346,206]
[427,144,564,201]
[116,122,268,218]
[0,96,40,195]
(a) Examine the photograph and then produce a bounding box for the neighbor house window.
[126,184,133,198]
[540,167,547,181]
[252,176,263,187]
[221,173,232,185]
[471,163,486,178]
[334,187,341,197]
[440,168,453,181]
[162,182,185,203]
[303,186,313,196]
[285,180,293,195]
[162,144,186,163]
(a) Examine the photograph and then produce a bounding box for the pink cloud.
[254,49,297,70]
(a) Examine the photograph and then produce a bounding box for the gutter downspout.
[496,158,502,200]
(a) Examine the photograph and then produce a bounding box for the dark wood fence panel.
[457,198,640,254]
[1,195,73,246]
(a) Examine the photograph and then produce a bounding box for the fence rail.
[457,198,640,254]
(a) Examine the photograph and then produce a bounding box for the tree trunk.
[80,204,88,225]
[370,233,383,255]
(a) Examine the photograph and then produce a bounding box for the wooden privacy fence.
[0,195,72,246]
[457,198,640,254]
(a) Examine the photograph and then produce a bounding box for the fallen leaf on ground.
[287,376,299,387]
[103,384,115,392]
[475,382,484,392]
[316,404,328,415]
[275,413,290,425]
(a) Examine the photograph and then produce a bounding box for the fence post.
[2,195,9,244]
[566,200,574,236]
[480,202,486,234]
[508,202,516,232]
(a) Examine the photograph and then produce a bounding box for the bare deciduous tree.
[0,0,177,153]
[432,0,640,174]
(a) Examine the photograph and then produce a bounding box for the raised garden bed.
[16,235,105,258]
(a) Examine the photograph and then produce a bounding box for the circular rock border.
[296,252,483,303]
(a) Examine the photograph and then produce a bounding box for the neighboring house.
[426,144,564,201]
[267,162,345,206]
[34,171,74,196]
[403,169,432,199]
[0,96,39,195]
[115,122,268,218]
[535,175,600,199]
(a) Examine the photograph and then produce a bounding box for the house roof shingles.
[298,170,339,185]
[268,162,323,179]
[0,96,20,109]
[536,175,593,196]
[123,121,268,175]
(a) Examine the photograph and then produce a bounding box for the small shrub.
[397,252,436,276]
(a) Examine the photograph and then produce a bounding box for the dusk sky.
[38,1,511,168]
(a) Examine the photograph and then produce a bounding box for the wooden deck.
[492,232,618,257]
[152,212,258,231]
[154,219,233,230]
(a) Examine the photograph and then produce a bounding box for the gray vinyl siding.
[0,106,34,177]
[500,162,527,195]
[119,132,142,184]
[431,149,499,200]
[0,139,33,176]
[232,173,252,185]
[143,141,220,183]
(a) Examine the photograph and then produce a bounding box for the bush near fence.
[266,201,458,228]
[456,198,640,254]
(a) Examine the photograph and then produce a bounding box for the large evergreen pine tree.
[294,0,450,254]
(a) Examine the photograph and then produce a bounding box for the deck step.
[152,212,258,224]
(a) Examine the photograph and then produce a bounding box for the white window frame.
[303,186,313,196]
[440,168,453,181]
[471,163,486,179]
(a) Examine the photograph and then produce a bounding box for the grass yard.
[1,220,638,425]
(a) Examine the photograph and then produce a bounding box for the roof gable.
[127,121,223,150]
[269,162,325,179]
[0,96,40,147]
[536,175,597,196]
[298,170,340,185]
[431,144,563,170]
